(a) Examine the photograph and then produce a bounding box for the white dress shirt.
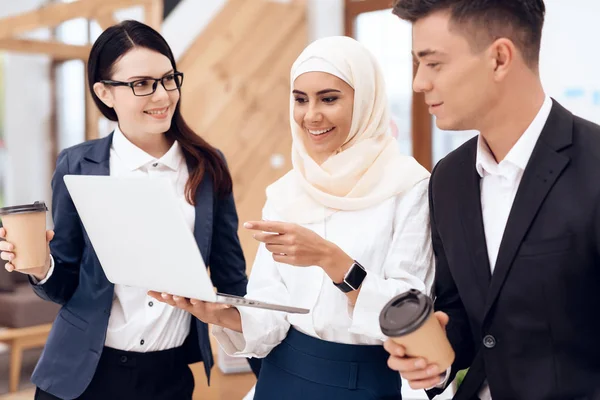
[40,126,195,352]
[213,179,434,357]
[435,95,553,399]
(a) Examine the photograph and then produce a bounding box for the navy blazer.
[30,133,250,399]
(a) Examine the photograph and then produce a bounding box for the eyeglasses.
[101,72,184,96]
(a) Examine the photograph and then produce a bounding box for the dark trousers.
[254,328,402,400]
[35,346,194,400]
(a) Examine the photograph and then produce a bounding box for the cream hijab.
[266,36,429,224]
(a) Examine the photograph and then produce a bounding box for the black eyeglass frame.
[100,72,184,96]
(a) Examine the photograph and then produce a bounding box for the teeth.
[308,127,334,135]
[145,107,168,115]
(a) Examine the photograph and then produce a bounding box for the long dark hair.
[87,20,232,202]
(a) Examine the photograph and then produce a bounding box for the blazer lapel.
[458,144,492,307]
[76,133,113,288]
[80,133,113,177]
[483,100,572,321]
[193,171,214,266]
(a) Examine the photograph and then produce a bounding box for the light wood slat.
[180,3,288,124]
[196,23,305,150]
[179,0,269,124]
[0,324,52,342]
[227,109,285,178]
[176,0,307,267]
[0,0,153,40]
[225,85,290,263]
[177,0,246,70]
[226,84,290,174]
[192,16,305,134]
[181,2,305,132]
[178,0,267,73]
[231,117,289,200]
[0,38,91,60]
[235,120,293,267]
[220,3,305,80]
[95,12,119,30]
[144,0,163,32]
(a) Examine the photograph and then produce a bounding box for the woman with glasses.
[0,20,258,400]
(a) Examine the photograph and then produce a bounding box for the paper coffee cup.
[379,289,455,371]
[0,201,48,270]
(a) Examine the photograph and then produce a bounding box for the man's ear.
[489,38,515,82]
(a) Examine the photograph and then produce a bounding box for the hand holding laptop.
[148,290,244,333]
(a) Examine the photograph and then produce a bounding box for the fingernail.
[252,234,256,238]
[244,222,252,229]
[190,299,197,305]
[415,359,426,369]
[173,296,180,301]
[161,293,168,299]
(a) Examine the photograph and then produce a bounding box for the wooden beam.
[0,324,52,342]
[0,38,91,60]
[0,0,152,40]
[346,0,394,15]
[95,12,119,31]
[144,0,164,32]
[345,0,394,46]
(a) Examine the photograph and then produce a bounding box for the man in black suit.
[383,1,600,399]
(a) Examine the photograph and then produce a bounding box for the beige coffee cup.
[0,201,48,270]
[379,289,455,371]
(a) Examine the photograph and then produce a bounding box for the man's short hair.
[393,0,546,67]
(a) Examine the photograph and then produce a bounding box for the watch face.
[345,262,367,290]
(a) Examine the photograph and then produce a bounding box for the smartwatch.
[333,260,367,293]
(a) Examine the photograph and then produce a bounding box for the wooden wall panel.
[179,0,307,268]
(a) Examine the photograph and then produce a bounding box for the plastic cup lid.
[379,289,433,337]
[0,201,48,216]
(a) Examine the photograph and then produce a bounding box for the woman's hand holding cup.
[0,227,55,281]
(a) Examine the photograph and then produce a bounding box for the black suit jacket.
[428,100,600,400]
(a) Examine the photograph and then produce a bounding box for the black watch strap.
[333,261,367,293]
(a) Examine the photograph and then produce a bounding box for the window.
[355,9,414,156]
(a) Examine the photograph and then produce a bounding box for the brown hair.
[392,0,546,68]
[87,20,232,203]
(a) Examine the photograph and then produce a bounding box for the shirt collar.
[111,125,183,171]
[476,95,553,178]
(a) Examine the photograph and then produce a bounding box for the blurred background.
[0,0,598,399]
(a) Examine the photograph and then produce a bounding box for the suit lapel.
[458,143,492,306]
[483,100,572,321]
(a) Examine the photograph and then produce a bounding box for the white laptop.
[63,175,309,314]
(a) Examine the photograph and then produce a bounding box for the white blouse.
[104,128,194,352]
[40,128,194,352]
[213,179,434,358]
